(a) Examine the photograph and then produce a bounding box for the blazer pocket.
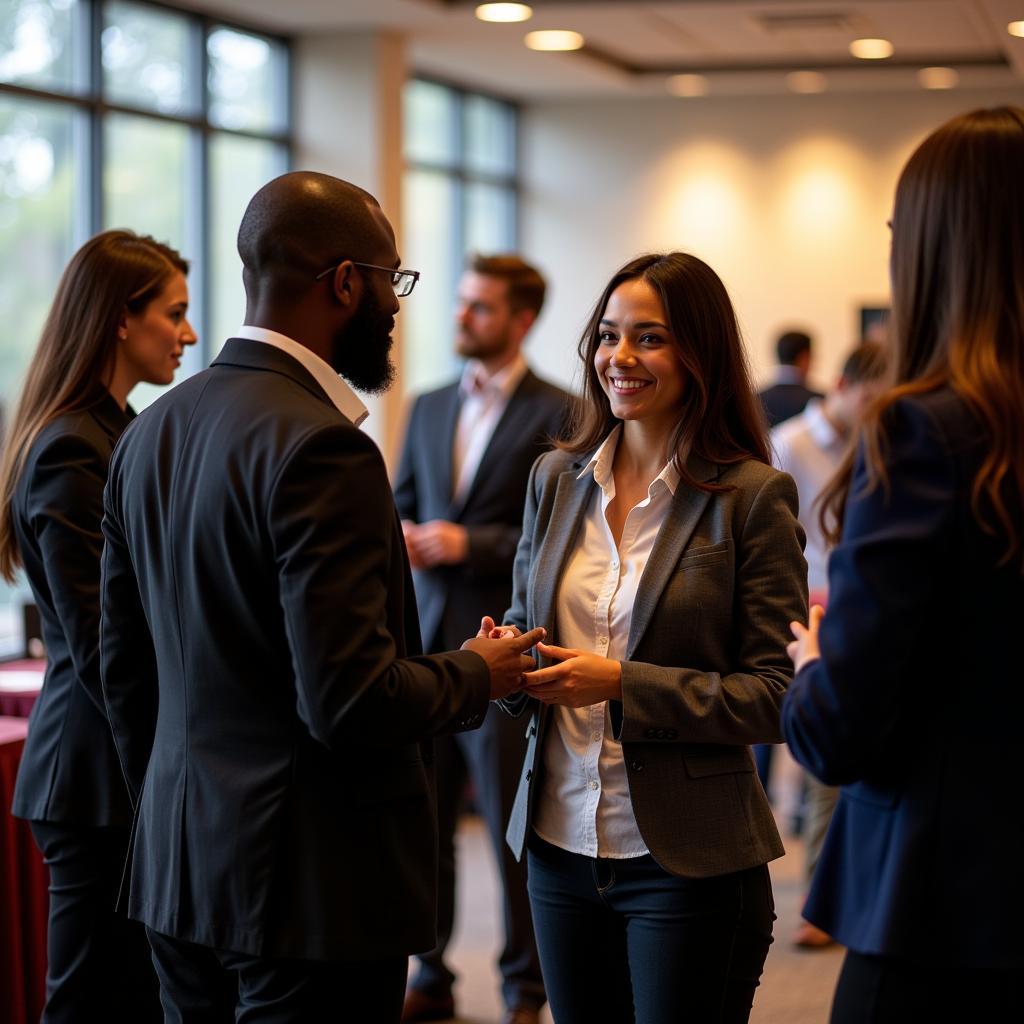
[683,750,754,778]
[674,541,731,571]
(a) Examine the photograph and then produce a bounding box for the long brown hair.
[560,252,769,491]
[0,230,188,581]
[820,107,1024,569]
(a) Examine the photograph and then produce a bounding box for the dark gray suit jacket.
[100,340,491,963]
[503,447,807,877]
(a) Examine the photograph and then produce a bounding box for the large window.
[402,79,518,395]
[0,0,290,409]
[0,0,290,653]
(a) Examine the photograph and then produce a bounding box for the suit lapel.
[530,463,595,641]
[448,371,536,521]
[625,455,718,659]
[436,386,461,515]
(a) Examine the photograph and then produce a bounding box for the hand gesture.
[787,604,825,673]
[477,615,522,640]
[405,519,468,568]
[463,627,547,701]
[521,642,622,708]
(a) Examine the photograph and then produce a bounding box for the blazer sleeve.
[496,452,544,720]
[270,422,491,747]
[392,397,420,522]
[615,470,807,745]
[781,398,955,785]
[100,464,159,807]
[27,432,110,716]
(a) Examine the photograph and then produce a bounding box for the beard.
[454,326,513,362]
[332,288,396,395]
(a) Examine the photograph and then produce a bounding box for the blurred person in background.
[758,329,823,429]
[395,254,567,1024]
[0,229,196,1022]
[784,106,1024,1022]
[771,339,886,949]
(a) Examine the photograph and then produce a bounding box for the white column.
[293,30,408,466]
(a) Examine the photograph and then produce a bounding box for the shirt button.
[612,561,619,570]
[588,780,599,791]
[592,732,602,743]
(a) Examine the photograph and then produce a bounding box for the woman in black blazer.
[487,253,807,1023]
[0,230,195,1022]
[783,107,1024,1022]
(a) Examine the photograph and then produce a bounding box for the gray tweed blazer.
[502,446,807,878]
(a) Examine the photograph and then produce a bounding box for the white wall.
[519,87,1024,394]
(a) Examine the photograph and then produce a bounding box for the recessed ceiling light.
[787,71,827,94]
[668,74,709,98]
[475,3,533,23]
[525,29,584,51]
[850,38,894,60]
[1009,21,1024,38]
[918,66,959,90]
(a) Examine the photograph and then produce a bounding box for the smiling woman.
[496,252,807,1024]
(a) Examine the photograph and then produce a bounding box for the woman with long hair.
[488,252,807,1023]
[783,106,1024,1022]
[0,229,196,1021]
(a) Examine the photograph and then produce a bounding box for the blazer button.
[667,730,677,739]
[656,729,667,740]
[644,728,656,739]
[630,760,645,772]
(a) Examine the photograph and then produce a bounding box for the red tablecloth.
[0,660,44,718]
[0,716,48,1024]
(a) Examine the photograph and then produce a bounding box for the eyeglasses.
[314,260,420,297]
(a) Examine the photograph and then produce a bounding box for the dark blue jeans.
[526,834,775,1024]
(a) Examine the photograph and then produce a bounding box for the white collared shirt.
[533,426,680,859]
[451,353,528,502]
[233,325,369,427]
[770,399,845,597]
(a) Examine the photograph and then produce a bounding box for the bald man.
[99,172,544,1023]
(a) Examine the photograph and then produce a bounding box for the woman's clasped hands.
[477,616,622,707]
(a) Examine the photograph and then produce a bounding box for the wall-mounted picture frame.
[858,305,890,344]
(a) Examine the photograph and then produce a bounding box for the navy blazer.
[393,369,569,652]
[782,389,1024,969]
[11,391,133,826]
[100,340,491,962]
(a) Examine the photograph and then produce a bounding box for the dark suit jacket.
[758,380,823,428]
[100,339,491,963]
[782,389,1024,969]
[393,369,569,652]
[502,447,807,877]
[11,391,133,826]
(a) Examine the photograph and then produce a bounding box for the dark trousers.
[30,820,161,1024]
[831,950,1023,1023]
[410,710,544,1011]
[526,835,775,1024]
[147,928,407,1024]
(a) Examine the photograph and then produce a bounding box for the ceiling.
[182,0,1024,99]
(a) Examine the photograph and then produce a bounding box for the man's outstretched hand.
[462,625,546,700]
